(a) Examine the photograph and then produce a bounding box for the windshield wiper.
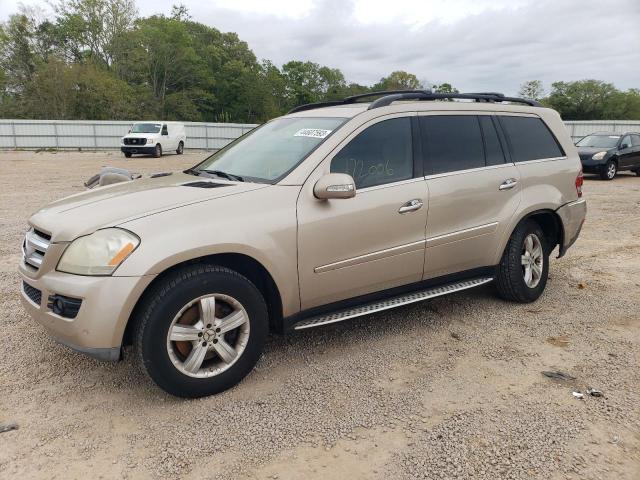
[183,168,201,176]
[203,170,244,182]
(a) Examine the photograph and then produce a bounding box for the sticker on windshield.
[294,128,332,139]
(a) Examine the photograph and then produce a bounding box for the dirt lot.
[0,150,639,480]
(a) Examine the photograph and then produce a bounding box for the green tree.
[374,71,422,91]
[518,80,545,101]
[544,80,618,120]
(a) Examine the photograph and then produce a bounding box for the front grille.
[124,138,146,145]
[22,228,51,270]
[23,281,42,306]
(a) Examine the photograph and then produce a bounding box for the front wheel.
[153,144,162,158]
[176,141,184,155]
[134,265,268,397]
[496,220,549,303]
[600,160,617,180]
[124,152,132,158]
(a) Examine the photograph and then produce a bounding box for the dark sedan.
[576,132,640,180]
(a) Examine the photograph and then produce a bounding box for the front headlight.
[57,228,140,276]
[592,151,607,160]
[147,138,154,144]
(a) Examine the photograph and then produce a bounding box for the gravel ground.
[0,150,639,480]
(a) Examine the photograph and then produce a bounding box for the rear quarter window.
[499,116,565,162]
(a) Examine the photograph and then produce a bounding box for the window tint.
[479,116,506,166]
[499,116,564,162]
[420,116,484,174]
[331,117,413,189]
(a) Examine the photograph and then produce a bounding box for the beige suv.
[19,91,587,397]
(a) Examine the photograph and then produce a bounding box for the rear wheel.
[134,265,268,398]
[176,141,184,155]
[496,220,549,303]
[600,160,617,180]
[153,144,162,158]
[635,169,640,176]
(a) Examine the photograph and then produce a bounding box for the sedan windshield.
[194,117,346,182]
[576,135,620,148]
[131,123,162,133]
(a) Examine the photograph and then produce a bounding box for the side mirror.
[620,143,629,150]
[314,173,356,200]
[162,131,168,136]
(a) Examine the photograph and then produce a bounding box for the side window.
[162,124,168,135]
[499,116,564,162]
[479,116,506,166]
[331,117,413,189]
[620,135,631,148]
[632,135,640,147]
[420,115,485,174]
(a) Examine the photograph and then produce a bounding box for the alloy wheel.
[521,233,544,288]
[166,294,250,378]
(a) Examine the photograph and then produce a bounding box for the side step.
[293,277,493,330]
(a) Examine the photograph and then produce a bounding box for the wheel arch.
[122,252,284,347]
[497,208,564,264]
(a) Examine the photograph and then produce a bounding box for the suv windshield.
[576,135,620,148]
[194,117,346,182]
[131,123,162,133]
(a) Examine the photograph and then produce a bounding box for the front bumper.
[556,198,587,257]
[19,263,155,361]
[121,146,155,155]
[580,158,607,173]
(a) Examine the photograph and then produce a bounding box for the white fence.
[0,119,639,150]
[564,120,640,142]
[0,119,258,150]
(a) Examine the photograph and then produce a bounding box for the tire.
[176,141,184,155]
[599,160,617,180]
[153,144,162,158]
[124,152,132,158]
[134,265,268,398]
[635,170,640,177]
[496,219,550,303]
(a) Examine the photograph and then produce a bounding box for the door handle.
[398,199,423,214]
[499,178,518,191]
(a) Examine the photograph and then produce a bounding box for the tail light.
[575,170,583,198]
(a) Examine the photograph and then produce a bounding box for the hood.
[576,146,613,155]
[29,172,268,241]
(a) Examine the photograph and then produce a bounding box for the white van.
[121,122,186,158]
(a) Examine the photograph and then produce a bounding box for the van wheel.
[600,160,617,180]
[176,142,184,155]
[124,152,132,158]
[634,169,640,176]
[153,144,162,158]
[134,265,268,398]
[496,219,549,303]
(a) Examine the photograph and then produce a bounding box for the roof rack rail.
[287,90,541,114]
[287,90,432,114]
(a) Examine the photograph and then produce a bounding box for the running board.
[293,277,493,330]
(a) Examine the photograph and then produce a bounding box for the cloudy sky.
[2,0,639,94]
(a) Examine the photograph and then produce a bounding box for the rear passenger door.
[618,135,634,169]
[632,135,640,168]
[420,114,521,279]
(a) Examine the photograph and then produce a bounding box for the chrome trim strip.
[22,228,51,271]
[425,163,515,180]
[294,277,493,330]
[514,156,567,165]
[315,239,426,273]
[426,222,498,247]
[357,177,425,193]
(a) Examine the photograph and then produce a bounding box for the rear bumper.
[556,198,587,257]
[121,146,155,155]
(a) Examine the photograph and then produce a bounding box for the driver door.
[296,115,428,310]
